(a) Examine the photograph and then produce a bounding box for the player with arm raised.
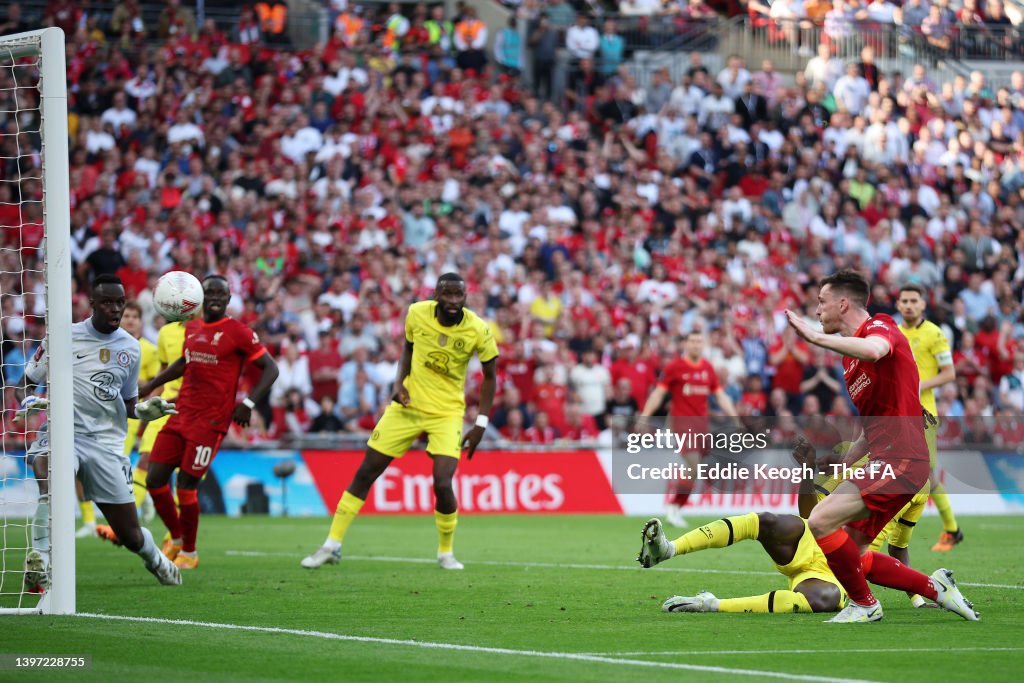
[785,270,977,622]
[302,273,499,570]
[141,275,279,570]
[895,284,962,552]
[23,275,182,591]
[639,331,738,528]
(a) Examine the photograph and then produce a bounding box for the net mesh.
[0,33,47,611]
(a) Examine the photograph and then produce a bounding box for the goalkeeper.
[21,275,182,592]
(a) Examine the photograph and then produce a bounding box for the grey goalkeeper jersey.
[28,319,140,456]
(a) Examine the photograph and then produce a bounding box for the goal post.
[0,26,73,615]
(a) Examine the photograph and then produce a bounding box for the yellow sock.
[673,512,759,555]
[931,483,958,533]
[133,469,148,509]
[435,510,458,554]
[717,590,813,613]
[80,501,95,525]
[327,491,365,543]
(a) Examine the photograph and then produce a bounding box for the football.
[153,271,204,322]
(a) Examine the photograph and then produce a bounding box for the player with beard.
[301,273,499,571]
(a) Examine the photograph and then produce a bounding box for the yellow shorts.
[926,417,938,469]
[776,519,846,606]
[139,413,172,455]
[870,485,930,551]
[124,418,142,456]
[367,403,464,459]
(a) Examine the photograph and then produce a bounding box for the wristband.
[242,397,255,410]
[475,415,489,429]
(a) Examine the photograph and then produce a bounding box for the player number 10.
[193,446,213,467]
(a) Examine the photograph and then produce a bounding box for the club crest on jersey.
[438,333,448,347]
[99,348,110,363]
[213,331,224,345]
[454,338,465,351]
[117,350,131,367]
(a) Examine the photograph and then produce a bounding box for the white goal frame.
[0,27,74,615]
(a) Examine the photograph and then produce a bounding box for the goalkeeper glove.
[135,397,178,421]
[14,396,48,422]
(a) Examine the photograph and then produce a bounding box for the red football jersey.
[169,317,267,433]
[658,357,720,416]
[842,314,927,460]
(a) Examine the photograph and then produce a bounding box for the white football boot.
[663,592,719,613]
[825,600,884,623]
[437,552,464,570]
[637,518,675,569]
[930,568,980,621]
[301,545,341,569]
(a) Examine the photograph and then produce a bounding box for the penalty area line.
[76,612,879,683]
[225,551,1024,589]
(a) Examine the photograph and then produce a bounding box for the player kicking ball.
[140,275,279,570]
[302,273,498,571]
[23,275,181,590]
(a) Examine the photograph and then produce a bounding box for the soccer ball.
[153,271,204,322]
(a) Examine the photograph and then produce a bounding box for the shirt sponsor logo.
[849,372,871,400]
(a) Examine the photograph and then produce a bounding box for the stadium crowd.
[1,0,1024,450]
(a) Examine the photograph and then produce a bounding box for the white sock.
[323,538,341,552]
[32,497,50,556]
[137,527,161,568]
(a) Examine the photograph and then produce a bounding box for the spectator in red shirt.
[769,326,811,413]
[523,411,559,444]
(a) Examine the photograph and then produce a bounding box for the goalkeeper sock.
[326,491,365,546]
[177,488,200,553]
[32,496,50,555]
[149,484,181,540]
[133,469,148,510]
[673,512,760,556]
[931,483,959,533]
[435,510,458,554]
[80,501,96,525]
[136,527,161,568]
[717,591,814,613]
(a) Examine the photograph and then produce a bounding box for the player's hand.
[784,310,820,345]
[136,397,177,421]
[791,436,816,470]
[462,425,485,460]
[392,384,411,407]
[922,408,937,429]
[232,402,253,427]
[14,396,48,422]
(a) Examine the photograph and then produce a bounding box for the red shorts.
[149,423,226,478]
[847,457,929,540]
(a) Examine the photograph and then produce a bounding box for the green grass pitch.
[3,514,1023,682]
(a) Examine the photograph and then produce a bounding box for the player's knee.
[804,585,842,613]
[433,476,454,496]
[757,512,777,538]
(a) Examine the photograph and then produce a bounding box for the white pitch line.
[579,647,1024,657]
[226,550,779,577]
[226,550,1024,589]
[76,612,879,683]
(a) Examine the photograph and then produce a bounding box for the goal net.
[0,27,74,615]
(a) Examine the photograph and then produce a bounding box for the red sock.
[148,484,181,540]
[862,551,938,600]
[816,529,876,606]
[669,477,694,507]
[177,488,200,553]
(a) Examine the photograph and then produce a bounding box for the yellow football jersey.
[403,301,499,417]
[157,321,187,400]
[898,320,952,415]
[139,337,161,383]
